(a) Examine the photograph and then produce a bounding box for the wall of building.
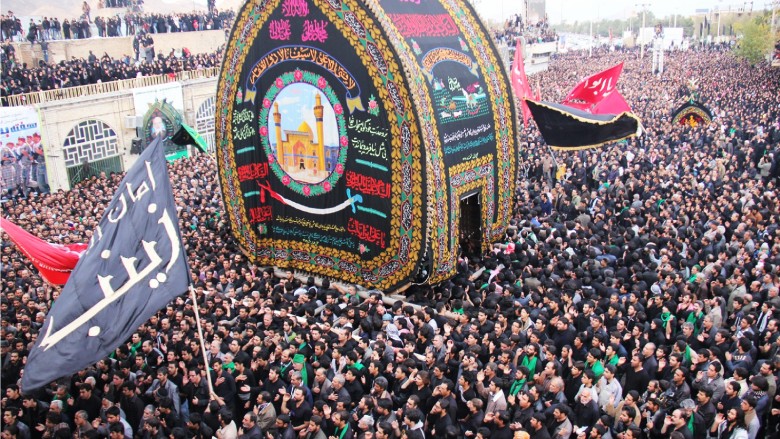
[35,76,218,191]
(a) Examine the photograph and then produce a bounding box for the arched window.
[63,119,122,186]
[195,96,216,153]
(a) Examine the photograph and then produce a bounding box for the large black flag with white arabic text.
[21,138,189,391]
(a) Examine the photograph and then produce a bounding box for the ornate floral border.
[257,69,349,197]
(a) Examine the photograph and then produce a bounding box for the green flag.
[171,123,208,153]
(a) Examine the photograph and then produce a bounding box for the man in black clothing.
[343,368,364,408]
[573,390,600,433]
[183,370,209,416]
[20,394,48,439]
[280,386,311,434]
[460,398,484,437]
[695,387,717,434]
[237,413,262,439]
[528,413,551,439]
[330,410,354,439]
[486,410,513,439]
[660,409,693,439]
[426,399,453,437]
[623,354,651,397]
[73,383,102,421]
[564,362,585,404]
[120,383,144,436]
[185,413,214,439]
[641,343,658,380]
[211,359,237,409]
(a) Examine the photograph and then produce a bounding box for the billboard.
[0,106,47,194]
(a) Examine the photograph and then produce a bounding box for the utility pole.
[641,9,646,58]
[637,3,650,59]
[717,9,721,39]
[590,19,593,57]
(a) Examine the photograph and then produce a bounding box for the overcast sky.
[473,0,774,24]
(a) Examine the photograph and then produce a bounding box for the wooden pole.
[189,286,215,395]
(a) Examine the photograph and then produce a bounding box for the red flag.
[0,218,87,285]
[510,38,533,126]
[591,90,632,114]
[563,62,624,109]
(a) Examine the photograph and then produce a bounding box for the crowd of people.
[0,8,235,44]
[493,13,559,47]
[1,40,780,439]
[0,42,224,101]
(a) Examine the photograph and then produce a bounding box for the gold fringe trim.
[525,99,643,127]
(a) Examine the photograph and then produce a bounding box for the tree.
[734,16,773,65]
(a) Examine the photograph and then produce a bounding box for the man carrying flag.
[21,137,190,392]
[510,37,534,127]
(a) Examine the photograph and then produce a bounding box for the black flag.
[21,138,189,391]
[526,100,641,150]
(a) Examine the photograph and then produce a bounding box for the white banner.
[0,106,42,143]
[132,82,184,115]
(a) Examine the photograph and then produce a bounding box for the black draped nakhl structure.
[671,100,713,127]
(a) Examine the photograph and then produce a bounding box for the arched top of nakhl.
[216,0,517,291]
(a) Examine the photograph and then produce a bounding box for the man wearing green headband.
[292,353,313,388]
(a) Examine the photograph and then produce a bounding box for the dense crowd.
[0,44,223,101]
[0,9,235,43]
[2,43,780,439]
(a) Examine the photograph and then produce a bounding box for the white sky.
[472,0,775,24]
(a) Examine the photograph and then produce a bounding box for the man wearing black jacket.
[120,383,144,436]
[528,413,551,439]
[182,370,209,417]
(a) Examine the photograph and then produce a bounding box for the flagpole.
[189,285,215,395]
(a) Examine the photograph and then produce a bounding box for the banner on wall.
[140,99,184,159]
[0,106,49,193]
[132,83,185,115]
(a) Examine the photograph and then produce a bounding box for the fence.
[3,67,220,107]
[66,155,125,187]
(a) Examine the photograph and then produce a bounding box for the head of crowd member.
[696,386,713,406]
[707,361,722,379]
[668,409,687,430]
[375,421,393,439]
[740,394,757,415]
[332,410,349,429]
[241,412,257,432]
[749,375,768,393]
[108,423,124,439]
[672,368,687,386]
[589,424,607,439]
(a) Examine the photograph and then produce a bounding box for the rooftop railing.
[3,66,220,107]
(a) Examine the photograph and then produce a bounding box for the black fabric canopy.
[527,100,641,150]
